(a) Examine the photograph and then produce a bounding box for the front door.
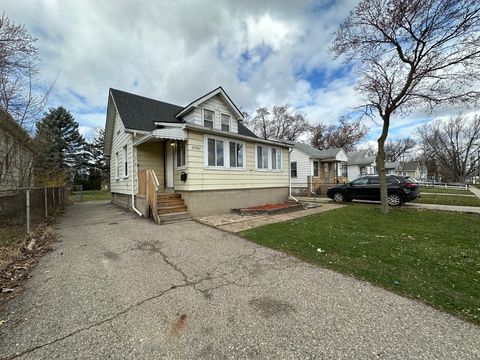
[165,141,174,188]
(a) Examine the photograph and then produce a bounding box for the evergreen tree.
[87,128,109,188]
[35,106,88,184]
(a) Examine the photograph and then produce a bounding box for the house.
[0,108,35,190]
[104,87,290,222]
[396,161,428,180]
[346,149,376,179]
[290,142,348,196]
[385,161,400,175]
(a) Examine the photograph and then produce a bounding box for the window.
[204,109,214,129]
[257,145,269,169]
[207,138,224,167]
[123,145,128,177]
[324,162,329,181]
[291,162,297,178]
[369,177,379,184]
[115,152,120,179]
[351,177,368,185]
[221,114,230,132]
[271,148,282,170]
[176,141,186,168]
[229,141,243,168]
[313,161,319,177]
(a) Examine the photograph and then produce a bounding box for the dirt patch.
[0,224,58,311]
[234,202,302,215]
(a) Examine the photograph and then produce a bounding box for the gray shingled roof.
[347,150,375,165]
[385,161,399,169]
[294,142,343,159]
[109,88,257,138]
[400,161,427,172]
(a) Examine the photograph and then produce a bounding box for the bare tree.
[310,117,367,151]
[384,137,416,162]
[419,114,480,182]
[332,0,480,212]
[0,13,52,130]
[247,105,310,141]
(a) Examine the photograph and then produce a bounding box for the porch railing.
[139,169,160,223]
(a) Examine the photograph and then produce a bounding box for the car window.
[352,177,369,185]
[387,177,400,184]
[369,177,379,184]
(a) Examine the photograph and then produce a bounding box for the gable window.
[123,145,128,177]
[207,138,224,167]
[203,109,214,129]
[313,161,319,177]
[271,147,282,170]
[176,141,186,168]
[221,114,230,132]
[291,162,297,178]
[229,141,243,168]
[256,145,269,169]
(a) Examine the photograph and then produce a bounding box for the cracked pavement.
[0,201,479,359]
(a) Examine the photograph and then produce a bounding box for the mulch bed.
[234,202,303,215]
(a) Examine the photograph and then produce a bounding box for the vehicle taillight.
[405,182,417,188]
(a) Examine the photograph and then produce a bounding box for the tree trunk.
[377,114,390,213]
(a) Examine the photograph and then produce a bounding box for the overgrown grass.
[415,194,480,207]
[69,190,111,202]
[0,226,26,248]
[419,187,472,195]
[242,205,480,324]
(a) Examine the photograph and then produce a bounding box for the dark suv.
[327,175,420,206]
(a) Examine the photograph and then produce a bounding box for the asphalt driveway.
[0,201,478,359]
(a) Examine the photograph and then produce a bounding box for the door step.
[158,212,191,224]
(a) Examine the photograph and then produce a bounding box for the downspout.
[131,133,142,217]
[288,147,299,203]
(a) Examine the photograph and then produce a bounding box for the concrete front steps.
[157,193,191,224]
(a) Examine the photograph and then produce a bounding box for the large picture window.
[257,145,269,169]
[203,109,214,129]
[207,138,224,166]
[205,136,245,170]
[256,145,282,170]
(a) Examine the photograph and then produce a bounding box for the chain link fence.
[0,187,67,247]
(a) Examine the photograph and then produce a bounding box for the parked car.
[327,175,420,206]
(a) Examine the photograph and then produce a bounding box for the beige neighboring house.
[396,161,428,180]
[0,109,35,191]
[104,87,290,222]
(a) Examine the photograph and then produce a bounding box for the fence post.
[45,187,48,219]
[26,189,31,234]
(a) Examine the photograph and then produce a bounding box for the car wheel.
[387,193,403,206]
[333,192,345,203]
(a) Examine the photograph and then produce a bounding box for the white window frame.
[255,145,283,171]
[221,113,231,132]
[203,108,214,129]
[203,135,246,171]
[175,141,186,169]
[123,145,128,178]
[291,161,297,178]
[115,152,120,180]
[313,161,319,177]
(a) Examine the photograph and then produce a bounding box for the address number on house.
[190,144,202,151]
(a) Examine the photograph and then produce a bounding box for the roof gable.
[176,87,244,120]
[294,142,345,160]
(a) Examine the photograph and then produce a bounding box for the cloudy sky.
[1,0,470,145]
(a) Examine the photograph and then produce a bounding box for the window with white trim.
[115,152,119,179]
[203,109,214,129]
[271,147,282,170]
[229,141,243,168]
[313,161,319,177]
[256,145,269,169]
[176,141,186,168]
[123,145,128,177]
[207,138,224,167]
[221,114,230,132]
[291,162,297,178]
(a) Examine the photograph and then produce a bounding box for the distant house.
[346,149,376,179]
[396,161,428,180]
[290,142,348,195]
[0,109,35,190]
[104,87,290,222]
[385,161,400,175]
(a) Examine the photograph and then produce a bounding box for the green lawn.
[415,193,480,207]
[69,190,111,202]
[419,187,472,195]
[242,205,480,324]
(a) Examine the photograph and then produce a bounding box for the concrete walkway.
[198,203,343,232]
[469,185,480,199]
[0,201,478,359]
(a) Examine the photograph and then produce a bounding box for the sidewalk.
[469,185,480,199]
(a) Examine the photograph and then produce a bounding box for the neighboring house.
[290,142,348,196]
[396,161,428,180]
[347,149,377,179]
[385,161,400,175]
[104,87,290,221]
[0,109,35,191]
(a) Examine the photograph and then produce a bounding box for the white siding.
[347,165,361,180]
[290,148,311,188]
[182,95,239,134]
[110,111,134,195]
